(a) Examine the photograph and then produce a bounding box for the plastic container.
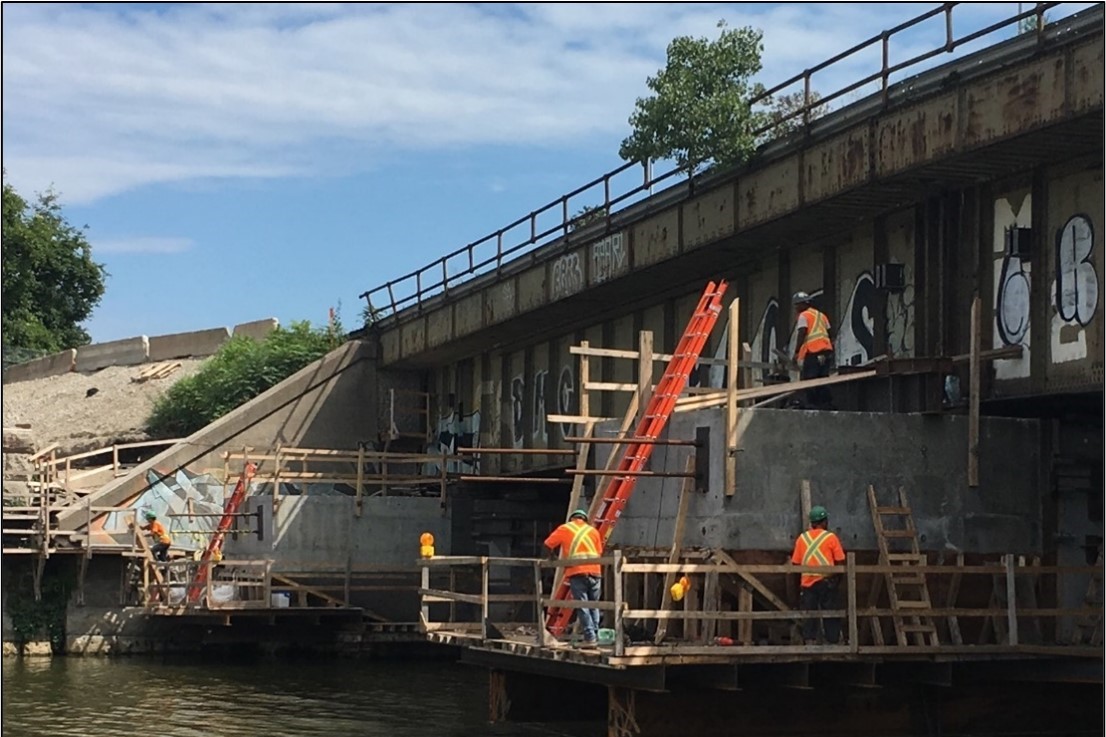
[597,628,617,646]
[270,593,291,608]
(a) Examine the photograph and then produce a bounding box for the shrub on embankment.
[145,321,342,438]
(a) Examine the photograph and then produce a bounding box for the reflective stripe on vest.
[802,308,830,350]
[801,530,832,569]
[567,521,600,560]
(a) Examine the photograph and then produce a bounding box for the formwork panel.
[683,185,735,249]
[803,129,871,203]
[738,159,799,227]
[962,54,1067,148]
[875,93,957,177]
[632,211,680,268]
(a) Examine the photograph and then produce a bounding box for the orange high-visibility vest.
[554,519,602,578]
[798,308,833,360]
[794,529,841,588]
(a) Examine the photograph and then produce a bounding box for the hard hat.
[792,291,812,305]
[144,511,157,520]
[809,505,828,523]
[570,509,589,520]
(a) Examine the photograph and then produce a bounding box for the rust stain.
[910,117,926,159]
[844,137,866,181]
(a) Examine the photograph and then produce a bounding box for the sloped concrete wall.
[607,407,1043,556]
[233,318,279,341]
[2,349,76,384]
[74,337,149,372]
[148,327,230,361]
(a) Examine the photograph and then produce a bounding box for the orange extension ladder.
[186,462,258,604]
[545,280,728,636]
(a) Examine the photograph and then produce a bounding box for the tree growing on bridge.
[619,21,772,175]
[2,173,107,360]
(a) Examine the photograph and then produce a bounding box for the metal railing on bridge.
[360,2,1087,326]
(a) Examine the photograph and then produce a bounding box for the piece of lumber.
[969,294,981,488]
[725,298,739,497]
[674,370,878,412]
[654,456,696,645]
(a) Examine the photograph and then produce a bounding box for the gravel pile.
[2,360,206,455]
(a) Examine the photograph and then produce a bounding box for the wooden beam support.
[725,298,740,497]
[969,293,981,488]
[654,456,695,645]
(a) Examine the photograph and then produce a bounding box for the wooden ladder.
[867,485,939,647]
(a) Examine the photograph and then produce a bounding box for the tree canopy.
[619,22,771,174]
[2,174,107,357]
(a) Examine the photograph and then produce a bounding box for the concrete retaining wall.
[148,327,230,361]
[608,407,1043,555]
[74,336,149,372]
[2,349,76,384]
[233,318,279,341]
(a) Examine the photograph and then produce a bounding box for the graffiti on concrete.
[511,374,525,448]
[1051,213,1098,363]
[749,298,780,383]
[591,233,627,285]
[532,369,548,442]
[431,409,481,473]
[836,273,876,367]
[101,468,228,551]
[993,194,1032,379]
[886,275,915,357]
[557,365,576,440]
[551,252,584,300]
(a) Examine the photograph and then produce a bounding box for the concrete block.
[149,326,230,361]
[2,349,76,384]
[75,336,149,372]
[232,318,279,341]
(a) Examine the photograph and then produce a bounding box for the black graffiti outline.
[995,251,1031,346]
[1055,213,1097,328]
[557,365,575,440]
[532,369,548,441]
[511,375,525,447]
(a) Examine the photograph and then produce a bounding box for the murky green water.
[1,657,598,737]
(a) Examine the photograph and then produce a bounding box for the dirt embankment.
[2,360,205,456]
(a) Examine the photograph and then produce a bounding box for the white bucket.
[270,593,291,608]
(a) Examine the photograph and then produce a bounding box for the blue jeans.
[568,574,602,641]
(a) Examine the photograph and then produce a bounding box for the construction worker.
[544,509,604,646]
[791,292,834,409]
[791,505,845,644]
[140,510,172,562]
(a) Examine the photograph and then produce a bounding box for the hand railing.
[360,2,1085,328]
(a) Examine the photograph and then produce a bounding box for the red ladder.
[545,280,728,635]
[186,462,258,604]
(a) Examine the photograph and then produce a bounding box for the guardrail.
[420,551,1104,658]
[360,2,1082,326]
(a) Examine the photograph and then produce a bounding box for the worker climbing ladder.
[867,485,939,646]
[185,462,258,605]
[545,280,728,636]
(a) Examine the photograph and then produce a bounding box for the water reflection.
[1,657,598,737]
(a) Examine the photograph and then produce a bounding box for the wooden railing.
[420,551,1104,658]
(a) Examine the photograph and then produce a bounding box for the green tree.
[767,90,829,136]
[2,174,107,355]
[145,321,343,437]
[568,205,608,232]
[619,22,771,174]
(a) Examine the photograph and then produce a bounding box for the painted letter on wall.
[1051,214,1098,363]
[993,194,1032,380]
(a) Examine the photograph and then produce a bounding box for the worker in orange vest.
[791,505,845,644]
[791,292,835,409]
[140,510,173,562]
[544,509,604,646]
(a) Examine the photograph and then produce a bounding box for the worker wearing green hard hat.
[544,507,604,646]
[791,504,845,645]
[569,509,589,521]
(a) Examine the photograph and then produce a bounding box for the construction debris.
[132,361,182,383]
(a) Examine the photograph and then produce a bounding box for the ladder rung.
[886,553,925,562]
[891,576,926,585]
[894,600,931,609]
[877,506,912,515]
[882,530,916,538]
[901,624,937,633]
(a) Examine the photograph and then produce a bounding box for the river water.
[1,657,599,737]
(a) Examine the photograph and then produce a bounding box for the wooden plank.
[674,370,878,412]
[725,298,739,497]
[712,550,791,612]
[1005,554,1019,646]
[653,457,695,645]
[847,552,858,653]
[969,294,981,488]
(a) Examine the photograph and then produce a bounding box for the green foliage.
[1018,11,1048,34]
[569,205,608,232]
[4,561,74,649]
[767,90,829,136]
[145,321,343,437]
[2,173,107,355]
[619,21,771,174]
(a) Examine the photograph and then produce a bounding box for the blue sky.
[2,2,1091,342]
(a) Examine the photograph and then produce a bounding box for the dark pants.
[800,578,841,643]
[151,542,170,562]
[568,574,602,641]
[800,351,833,409]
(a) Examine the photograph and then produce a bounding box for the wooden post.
[85,498,93,558]
[1005,554,1019,646]
[726,298,740,496]
[654,456,695,644]
[969,294,981,488]
[112,445,119,476]
[579,340,591,422]
[613,549,625,656]
[533,560,545,646]
[800,480,812,528]
[272,443,283,513]
[355,444,365,518]
[420,564,430,631]
[481,556,490,641]
[738,586,753,644]
[847,552,858,653]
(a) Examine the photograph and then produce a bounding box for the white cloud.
[93,236,195,254]
[1,2,1091,204]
